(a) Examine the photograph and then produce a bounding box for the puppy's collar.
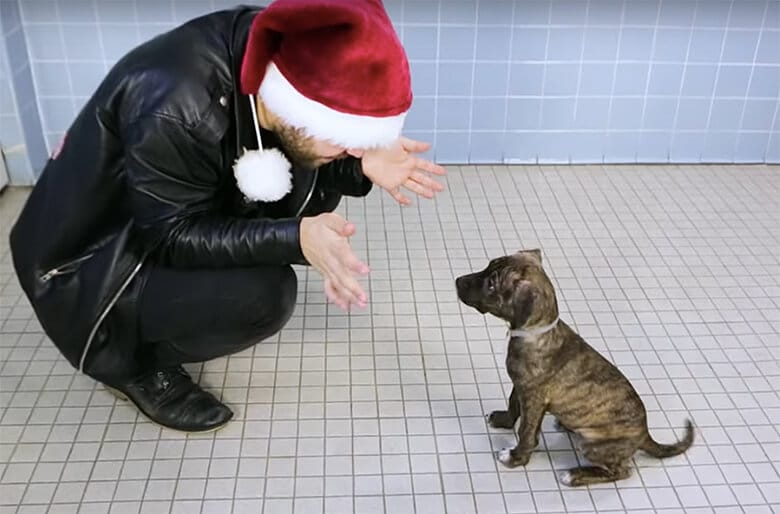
[508,316,560,339]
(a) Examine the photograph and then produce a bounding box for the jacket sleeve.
[317,156,373,197]
[123,114,308,268]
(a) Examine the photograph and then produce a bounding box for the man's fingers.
[329,270,366,308]
[318,213,357,241]
[340,273,367,307]
[411,171,445,192]
[331,255,367,303]
[414,157,447,176]
[402,178,434,199]
[326,277,356,310]
[325,255,367,306]
[324,279,348,310]
[339,221,356,237]
[343,252,370,275]
[390,188,412,205]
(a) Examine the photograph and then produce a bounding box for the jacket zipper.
[40,253,95,282]
[78,258,144,373]
[295,168,319,218]
[76,162,314,372]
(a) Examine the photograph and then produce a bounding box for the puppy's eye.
[487,276,496,292]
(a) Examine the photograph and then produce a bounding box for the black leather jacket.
[8,6,372,383]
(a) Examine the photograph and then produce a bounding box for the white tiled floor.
[1,164,779,514]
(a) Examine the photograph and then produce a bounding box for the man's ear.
[512,280,535,327]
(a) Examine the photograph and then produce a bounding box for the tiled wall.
[2,0,778,182]
[398,0,779,164]
[0,0,45,185]
[0,24,26,183]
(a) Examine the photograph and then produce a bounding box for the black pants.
[136,264,297,368]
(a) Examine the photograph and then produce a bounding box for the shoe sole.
[104,385,232,434]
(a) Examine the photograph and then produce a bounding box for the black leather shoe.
[105,366,233,433]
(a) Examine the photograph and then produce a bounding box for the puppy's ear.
[518,248,542,266]
[512,280,536,327]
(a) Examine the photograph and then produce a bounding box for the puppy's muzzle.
[455,274,487,313]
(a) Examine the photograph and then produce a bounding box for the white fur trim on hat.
[233,147,292,202]
[259,61,407,149]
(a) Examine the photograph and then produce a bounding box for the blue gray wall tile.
[0,0,777,183]
[1,0,44,184]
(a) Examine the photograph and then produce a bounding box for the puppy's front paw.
[497,447,514,466]
[496,447,530,468]
[487,410,515,429]
[558,470,574,486]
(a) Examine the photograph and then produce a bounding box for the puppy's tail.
[640,419,695,459]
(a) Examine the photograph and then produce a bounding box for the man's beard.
[274,123,326,171]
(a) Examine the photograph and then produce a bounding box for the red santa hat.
[233,0,412,203]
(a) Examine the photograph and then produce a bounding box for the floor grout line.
[0,164,778,514]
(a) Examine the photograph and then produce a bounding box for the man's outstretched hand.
[300,213,369,310]
[352,136,447,205]
[301,137,445,307]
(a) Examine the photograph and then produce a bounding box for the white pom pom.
[232,148,292,202]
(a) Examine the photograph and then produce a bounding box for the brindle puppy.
[455,249,694,487]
